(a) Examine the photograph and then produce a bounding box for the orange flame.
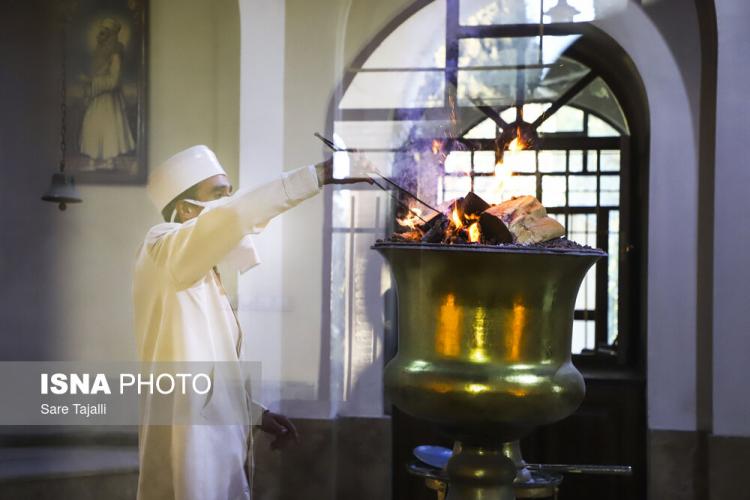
[397,207,423,230]
[432,140,442,155]
[451,206,463,228]
[486,129,526,203]
[468,222,481,243]
[508,136,525,151]
[507,127,527,152]
[486,161,515,204]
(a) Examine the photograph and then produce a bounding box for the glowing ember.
[468,222,481,243]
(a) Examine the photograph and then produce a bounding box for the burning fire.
[397,207,423,230]
[487,129,527,203]
[507,132,526,152]
[398,195,493,245]
[390,191,566,247]
[506,125,528,152]
[468,222,481,243]
[494,161,514,192]
[389,128,565,247]
[450,207,481,243]
[451,207,463,228]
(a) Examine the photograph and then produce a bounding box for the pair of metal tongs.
[314,133,440,223]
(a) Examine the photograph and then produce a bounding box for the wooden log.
[419,210,447,233]
[478,211,513,244]
[402,193,564,246]
[486,195,547,226]
[510,216,566,244]
[460,192,491,217]
[445,227,469,244]
[421,215,450,243]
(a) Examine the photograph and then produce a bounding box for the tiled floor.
[0,446,138,481]
[0,446,138,500]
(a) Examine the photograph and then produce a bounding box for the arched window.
[444,91,628,355]
[327,0,639,408]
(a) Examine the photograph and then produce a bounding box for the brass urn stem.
[445,442,517,500]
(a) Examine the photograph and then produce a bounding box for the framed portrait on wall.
[63,0,147,184]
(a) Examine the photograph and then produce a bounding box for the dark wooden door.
[522,373,646,500]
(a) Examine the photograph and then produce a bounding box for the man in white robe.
[133,145,366,499]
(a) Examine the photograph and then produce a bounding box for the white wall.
[237,0,415,417]
[54,0,241,361]
[237,0,288,409]
[712,0,750,438]
[594,3,700,431]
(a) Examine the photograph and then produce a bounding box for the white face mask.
[169,197,229,223]
[171,197,261,274]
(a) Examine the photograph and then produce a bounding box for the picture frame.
[63,0,148,184]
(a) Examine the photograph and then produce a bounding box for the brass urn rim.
[373,240,607,259]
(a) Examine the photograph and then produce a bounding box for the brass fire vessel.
[374,242,605,499]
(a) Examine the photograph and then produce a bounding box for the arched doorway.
[325,1,648,498]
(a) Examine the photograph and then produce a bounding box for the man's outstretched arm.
[147,164,321,289]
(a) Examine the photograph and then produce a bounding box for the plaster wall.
[237,0,416,416]
[594,3,700,431]
[238,0,288,408]
[712,0,750,438]
[0,0,241,362]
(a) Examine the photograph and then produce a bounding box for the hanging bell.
[41,172,82,211]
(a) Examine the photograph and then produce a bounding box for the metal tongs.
[413,445,632,476]
[314,133,440,223]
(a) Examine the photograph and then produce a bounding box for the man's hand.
[315,156,375,186]
[260,411,300,451]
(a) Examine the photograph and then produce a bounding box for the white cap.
[147,145,227,211]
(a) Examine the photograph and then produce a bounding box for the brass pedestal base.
[409,442,562,500]
[410,464,561,500]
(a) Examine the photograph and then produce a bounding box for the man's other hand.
[260,411,300,450]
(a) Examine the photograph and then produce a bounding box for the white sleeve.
[146,165,320,289]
